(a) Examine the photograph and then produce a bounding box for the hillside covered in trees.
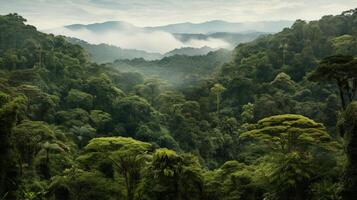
[0,8,357,200]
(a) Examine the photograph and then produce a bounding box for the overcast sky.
[0,0,356,29]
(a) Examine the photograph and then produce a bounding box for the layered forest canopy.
[0,8,357,200]
[111,49,231,88]
[65,34,257,64]
[218,9,357,133]
[66,37,163,63]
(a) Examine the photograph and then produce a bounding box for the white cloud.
[46,27,231,53]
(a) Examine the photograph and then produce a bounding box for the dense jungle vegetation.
[1,9,357,200]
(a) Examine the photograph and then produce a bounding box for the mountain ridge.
[62,19,294,34]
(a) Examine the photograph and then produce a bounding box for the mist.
[46,27,231,54]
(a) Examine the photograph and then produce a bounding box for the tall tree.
[341,102,357,199]
[309,55,357,110]
[110,143,150,200]
[210,83,226,117]
[78,137,151,200]
[0,93,27,198]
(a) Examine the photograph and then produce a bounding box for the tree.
[210,83,226,117]
[134,78,165,106]
[341,102,357,199]
[70,125,96,148]
[203,160,265,200]
[12,120,71,180]
[330,35,357,55]
[266,152,313,200]
[36,141,65,179]
[85,74,125,111]
[13,120,56,172]
[48,169,122,200]
[156,91,185,113]
[240,114,340,200]
[89,110,112,134]
[252,92,296,121]
[240,114,339,154]
[2,49,20,70]
[270,72,297,93]
[78,137,152,200]
[240,103,254,124]
[16,84,59,121]
[139,149,203,200]
[65,89,93,110]
[55,108,90,128]
[0,93,27,198]
[280,42,288,66]
[112,96,155,134]
[109,141,151,200]
[111,72,144,92]
[309,55,357,110]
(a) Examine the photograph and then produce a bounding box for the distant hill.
[63,20,293,34]
[58,20,289,63]
[65,21,141,32]
[66,37,163,63]
[67,37,230,63]
[66,38,224,63]
[174,32,266,46]
[65,31,265,63]
[112,49,232,87]
[145,20,294,34]
[47,20,290,56]
[164,46,216,57]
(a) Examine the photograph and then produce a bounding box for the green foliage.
[265,152,313,200]
[203,160,267,200]
[55,108,90,128]
[309,55,357,110]
[85,74,125,111]
[211,83,226,116]
[240,114,342,200]
[65,89,93,110]
[310,180,342,200]
[112,49,231,88]
[0,10,356,200]
[138,149,203,200]
[112,95,156,134]
[13,120,56,165]
[340,102,357,199]
[240,103,254,123]
[16,84,59,120]
[330,35,357,55]
[218,9,357,134]
[0,93,28,198]
[240,114,339,153]
[89,110,112,133]
[49,169,123,200]
[134,78,165,105]
[77,137,151,200]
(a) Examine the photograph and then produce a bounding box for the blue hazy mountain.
[163,46,216,57]
[66,37,163,63]
[173,32,265,46]
[65,21,141,32]
[59,20,292,62]
[145,20,293,33]
[65,20,293,34]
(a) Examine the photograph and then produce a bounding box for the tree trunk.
[342,102,357,199]
[337,80,346,110]
[338,80,347,137]
[216,94,220,118]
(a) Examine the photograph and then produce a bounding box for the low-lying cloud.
[46,27,231,54]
